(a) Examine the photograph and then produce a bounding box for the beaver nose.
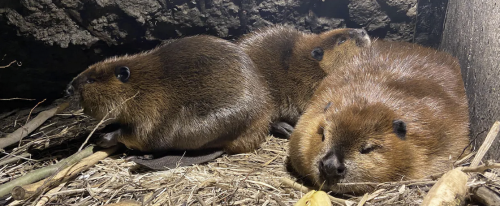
[319,152,346,179]
[349,28,367,38]
[65,84,74,96]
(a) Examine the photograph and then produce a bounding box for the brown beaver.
[237,26,371,137]
[66,35,272,168]
[288,40,470,194]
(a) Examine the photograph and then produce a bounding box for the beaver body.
[67,35,272,156]
[237,26,371,136]
[288,40,470,194]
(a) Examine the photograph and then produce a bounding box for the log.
[440,0,500,160]
[420,168,468,206]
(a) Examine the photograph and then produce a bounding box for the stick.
[0,60,19,69]
[461,162,500,173]
[0,102,69,149]
[101,200,142,206]
[34,182,65,206]
[78,91,138,151]
[0,98,35,101]
[471,121,500,167]
[0,145,94,198]
[421,168,468,206]
[11,146,118,200]
[0,153,31,166]
[280,177,347,206]
[471,186,500,206]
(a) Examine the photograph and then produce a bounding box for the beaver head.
[289,96,414,194]
[306,28,371,73]
[65,50,166,133]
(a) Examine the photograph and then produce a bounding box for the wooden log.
[420,168,468,206]
[440,0,500,160]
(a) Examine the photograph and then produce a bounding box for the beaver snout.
[65,84,74,96]
[65,74,95,97]
[319,151,346,184]
[349,28,371,47]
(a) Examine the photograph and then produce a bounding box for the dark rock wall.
[440,0,500,160]
[0,0,418,111]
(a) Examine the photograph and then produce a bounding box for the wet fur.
[237,25,371,128]
[69,35,272,154]
[288,40,470,194]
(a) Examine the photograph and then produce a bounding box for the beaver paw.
[271,122,295,138]
[96,130,120,148]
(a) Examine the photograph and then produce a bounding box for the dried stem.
[0,145,94,198]
[11,146,118,200]
[471,121,500,167]
[78,91,139,151]
[0,102,69,150]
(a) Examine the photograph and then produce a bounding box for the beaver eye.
[311,47,324,61]
[360,143,378,154]
[317,126,326,142]
[115,66,130,83]
[86,78,95,84]
[393,120,407,140]
[337,37,347,45]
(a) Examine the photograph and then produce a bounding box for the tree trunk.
[440,0,500,160]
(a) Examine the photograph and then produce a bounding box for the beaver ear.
[311,47,324,61]
[323,102,332,112]
[392,120,406,140]
[115,66,130,83]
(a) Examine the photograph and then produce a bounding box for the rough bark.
[0,0,420,112]
[440,0,500,160]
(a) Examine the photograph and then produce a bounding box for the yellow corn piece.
[294,190,332,206]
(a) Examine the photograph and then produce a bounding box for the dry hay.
[0,102,499,206]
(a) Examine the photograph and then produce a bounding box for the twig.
[25,99,46,125]
[78,91,139,151]
[471,121,500,167]
[0,60,20,69]
[101,200,142,206]
[454,151,476,166]
[0,153,32,166]
[280,177,347,206]
[0,102,69,149]
[196,195,208,206]
[0,98,35,101]
[471,186,500,206]
[34,182,65,206]
[357,193,369,206]
[461,162,500,173]
[11,146,118,200]
[0,145,94,198]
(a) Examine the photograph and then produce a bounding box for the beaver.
[237,26,371,137]
[66,35,272,168]
[288,40,470,194]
